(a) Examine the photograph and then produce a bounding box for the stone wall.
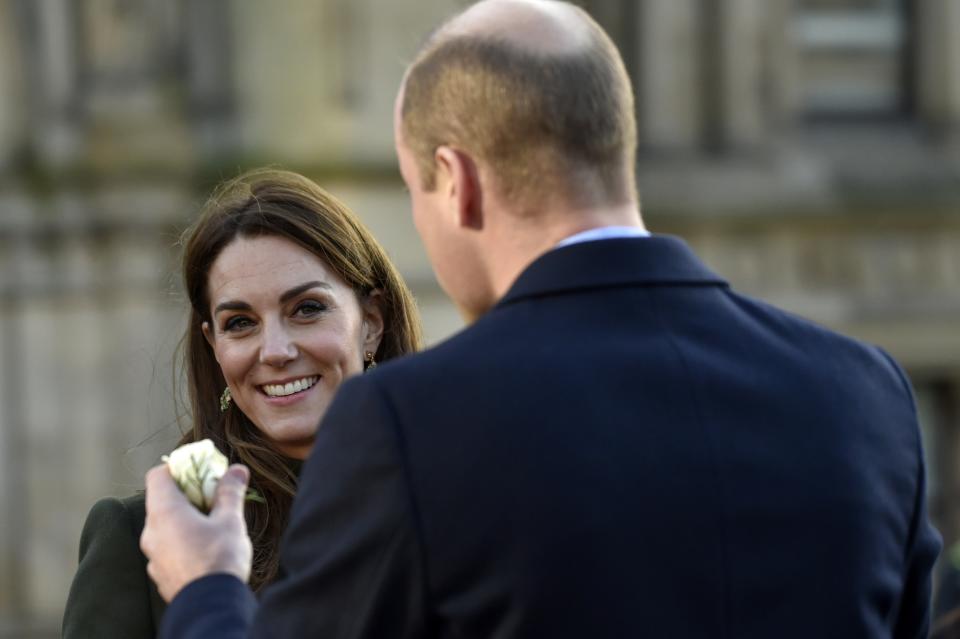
[1,0,959,635]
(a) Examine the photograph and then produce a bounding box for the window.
[795,0,911,117]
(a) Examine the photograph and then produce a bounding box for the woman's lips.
[258,375,320,406]
[261,375,319,397]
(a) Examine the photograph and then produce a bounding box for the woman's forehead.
[207,235,346,303]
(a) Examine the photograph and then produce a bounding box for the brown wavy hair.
[175,169,422,591]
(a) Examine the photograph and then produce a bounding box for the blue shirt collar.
[555,226,650,249]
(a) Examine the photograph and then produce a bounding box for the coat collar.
[496,235,727,308]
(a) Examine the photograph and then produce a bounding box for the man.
[142,1,941,637]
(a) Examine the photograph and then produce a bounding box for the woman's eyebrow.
[214,300,252,315]
[279,281,333,304]
[213,281,333,315]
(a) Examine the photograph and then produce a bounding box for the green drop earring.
[220,387,232,412]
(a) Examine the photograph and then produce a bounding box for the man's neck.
[486,203,645,303]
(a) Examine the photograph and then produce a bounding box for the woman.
[62,169,422,638]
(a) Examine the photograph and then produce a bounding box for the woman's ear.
[361,290,386,354]
[201,321,216,353]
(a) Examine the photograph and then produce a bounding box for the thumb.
[212,464,250,517]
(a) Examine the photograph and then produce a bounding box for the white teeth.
[262,376,318,398]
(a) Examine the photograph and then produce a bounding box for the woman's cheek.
[217,341,257,379]
[303,327,357,369]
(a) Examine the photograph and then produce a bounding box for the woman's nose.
[259,321,297,367]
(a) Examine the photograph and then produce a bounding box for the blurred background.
[0,0,958,636]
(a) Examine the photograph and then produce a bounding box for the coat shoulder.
[90,492,145,530]
[62,492,164,639]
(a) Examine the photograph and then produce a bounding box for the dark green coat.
[62,494,166,638]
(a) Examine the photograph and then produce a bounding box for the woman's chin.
[252,415,320,456]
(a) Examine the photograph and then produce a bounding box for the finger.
[140,514,166,560]
[141,468,173,558]
[145,560,174,603]
[140,526,152,559]
[144,464,181,508]
[212,464,250,519]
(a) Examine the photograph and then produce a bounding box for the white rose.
[161,439,229,512]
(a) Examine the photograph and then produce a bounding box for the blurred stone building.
[0,0,957,636]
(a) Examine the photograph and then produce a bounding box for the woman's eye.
[224,316,255,332]
[294,300,327,318]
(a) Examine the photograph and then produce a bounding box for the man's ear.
[435,146,483,230]
[361,290,385,354]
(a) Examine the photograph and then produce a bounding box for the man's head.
[394,0,639,320]
[400,0,637,209]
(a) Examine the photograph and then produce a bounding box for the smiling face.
[202,234,383,459]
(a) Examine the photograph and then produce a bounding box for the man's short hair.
[400,3,637,208]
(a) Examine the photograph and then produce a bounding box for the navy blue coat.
[162,235,940,639]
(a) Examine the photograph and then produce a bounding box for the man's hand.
[140,463,253,602]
